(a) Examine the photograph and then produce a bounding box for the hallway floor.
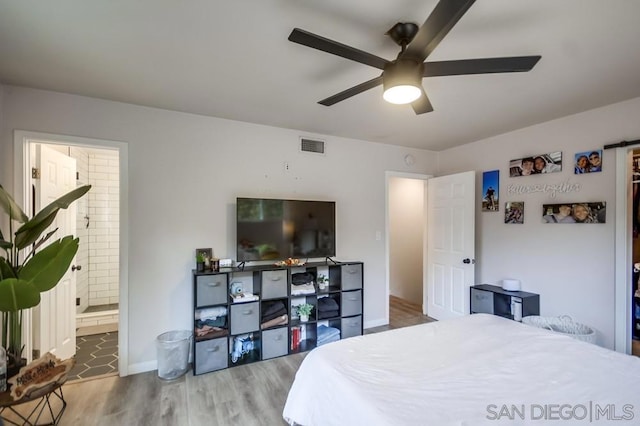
[366,295,435,334]
[68,331,118,381]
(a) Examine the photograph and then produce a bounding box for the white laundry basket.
[522,315,596,344]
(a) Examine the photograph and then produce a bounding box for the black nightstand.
[470,284,540,321]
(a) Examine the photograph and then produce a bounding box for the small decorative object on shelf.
[296,303,314,322]
[317,274,329,290]
[195,248,213,272]
[275,258,305,267]
[210,258,220,272]
[195,252,206,272]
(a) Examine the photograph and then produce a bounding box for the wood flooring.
[3,297,432,426]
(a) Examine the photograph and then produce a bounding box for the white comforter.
[283,314,640,425]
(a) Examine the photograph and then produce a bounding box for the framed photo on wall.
[482,170,499,212]
[574,149,602,174]
[505,202,524,224]
[542,202,606,223]
[509,151,562,177]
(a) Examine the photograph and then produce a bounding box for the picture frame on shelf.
[195,248,212,260]
[195,248,212,272]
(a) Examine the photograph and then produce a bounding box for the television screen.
[236,198,336,262]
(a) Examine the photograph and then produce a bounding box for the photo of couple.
[509,151,562,177]
[542,202,606,224]
[574,149,602,174]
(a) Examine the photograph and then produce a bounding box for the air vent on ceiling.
[300,138,325,154]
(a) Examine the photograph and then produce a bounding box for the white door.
[34,144,77,360]
[425,171,475,320]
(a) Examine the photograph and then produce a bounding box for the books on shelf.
[291,325,308,351]
[291,326,301,351]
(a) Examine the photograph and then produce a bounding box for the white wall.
[0,85,438,372]
[438,96,640,349]
[389,177,423,302]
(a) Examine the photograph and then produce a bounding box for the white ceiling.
[1,0,640,151]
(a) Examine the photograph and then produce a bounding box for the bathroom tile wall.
[87,150,120,306]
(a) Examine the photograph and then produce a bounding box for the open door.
[425,171,475,320]
[33,144,77,360]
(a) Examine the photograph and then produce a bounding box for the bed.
[282,314,640,425]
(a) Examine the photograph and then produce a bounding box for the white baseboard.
[364,318,388,329]
[127,360,157,375]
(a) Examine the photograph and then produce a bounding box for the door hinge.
[32,349,40,359]
[32,167,40,179]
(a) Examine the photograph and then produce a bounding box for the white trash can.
[157,330,192,380]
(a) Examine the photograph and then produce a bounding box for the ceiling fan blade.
[411,87,434,115]
[318,75,384,106]
[289,28,389,70]
[403,0,476,62]
[424,56,541,77]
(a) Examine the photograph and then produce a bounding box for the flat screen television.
[236,197,336,262]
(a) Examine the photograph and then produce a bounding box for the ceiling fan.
[288,0,541,114]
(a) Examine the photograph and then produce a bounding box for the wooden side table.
[0,380,67,426]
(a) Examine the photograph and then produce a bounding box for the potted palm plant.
[0,183,91,378]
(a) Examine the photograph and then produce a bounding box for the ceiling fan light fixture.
[382,59,423,105]
[383,85,421,104]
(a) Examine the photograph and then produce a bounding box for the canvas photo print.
[509,151,562,177]
[542,202,606,223]
[505,202,524,224]
[482,170,499,212]
[574,149,602,174]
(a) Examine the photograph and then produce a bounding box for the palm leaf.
[0,258,16,280]
[0,185,28,224]
[0,278,41,312]
[14,211,57,250]
[31,228,59,252]
[20,236,79,293]
[14,185,90,250]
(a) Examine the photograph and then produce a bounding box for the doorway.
[614,145,639,355]
[385,172,431,324]
[39,144,120,379]
[631,151,640,356]
[14,130,129,377]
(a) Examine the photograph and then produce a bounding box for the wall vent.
[300,138,325,154]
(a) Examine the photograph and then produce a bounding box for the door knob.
[72,265,82,271]
[462,258,475,264]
